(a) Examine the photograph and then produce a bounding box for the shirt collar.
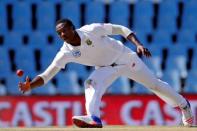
[76,29,85,41]
[64,29,85,49]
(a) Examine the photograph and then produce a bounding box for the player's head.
[56,18,76,42]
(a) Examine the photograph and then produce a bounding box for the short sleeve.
[90,23,113,36]
[102,23,113,35]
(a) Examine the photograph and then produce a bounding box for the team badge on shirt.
[72,50,81,58]
[85,39,92,46]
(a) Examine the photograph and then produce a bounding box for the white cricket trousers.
[84,53,187,117]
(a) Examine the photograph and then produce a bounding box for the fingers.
[144,51,151,57]
[18,82,24,91]
[18,77,30,94]
[141,48,151,58]
[146,49,152,57]
[144,49,151,57]
[19,86,26,94]
[26,76,30,82]
[18,81,26,94]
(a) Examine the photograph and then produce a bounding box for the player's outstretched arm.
[18,76,44,94]
[127,33,151,58]
[18,63,60,94]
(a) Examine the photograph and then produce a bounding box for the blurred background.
[0,0,197,127]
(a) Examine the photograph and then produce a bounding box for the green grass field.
[1,126,197,131]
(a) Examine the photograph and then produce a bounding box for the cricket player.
[18,19,193,128]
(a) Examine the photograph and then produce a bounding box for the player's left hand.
[137,45,152,57]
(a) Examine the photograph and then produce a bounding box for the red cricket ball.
[16,69,24,77]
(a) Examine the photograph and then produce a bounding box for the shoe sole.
[72,118,102,128]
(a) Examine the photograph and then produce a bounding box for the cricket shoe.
[181,99,194,126]
[72,115,103,128]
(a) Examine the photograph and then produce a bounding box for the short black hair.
[56,18,75,29]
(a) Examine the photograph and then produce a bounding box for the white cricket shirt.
[51,23,134,69]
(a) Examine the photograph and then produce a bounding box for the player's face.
[56,23,75,42]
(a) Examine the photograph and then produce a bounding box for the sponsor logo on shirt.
[85,39,92,46]
[72,50,81,58]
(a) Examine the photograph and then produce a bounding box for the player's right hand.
[18,76,31,94]
[137,45,152,58]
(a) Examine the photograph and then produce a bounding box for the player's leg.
[85,66,119,117]
[123,53,193,126]
[72,66,119,128]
